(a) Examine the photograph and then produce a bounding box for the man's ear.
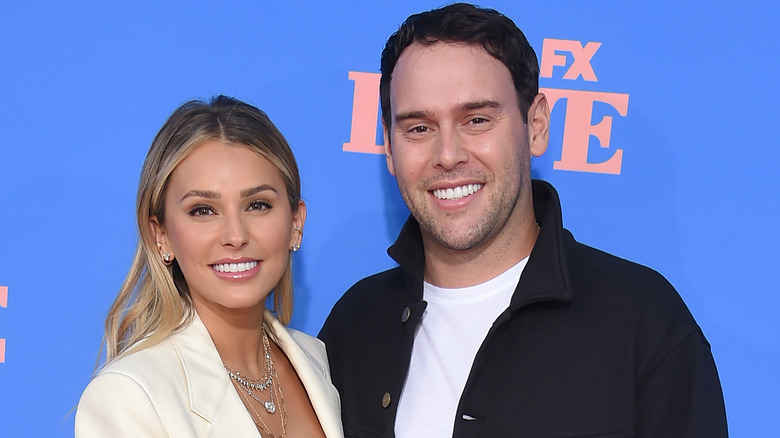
[528,93,550,157]
[383,122,396,176]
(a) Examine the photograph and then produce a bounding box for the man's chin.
[424,225,489,252]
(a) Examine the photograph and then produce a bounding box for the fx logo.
[0,285,7,363]
[343,38,629,175]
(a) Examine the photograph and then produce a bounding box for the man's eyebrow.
[394,110,434,124]
[459,100,502,111]
[394,101,502,124]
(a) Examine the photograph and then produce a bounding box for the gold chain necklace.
[226,325,288,436]
[225,326,277,412]
[235,377,287,438]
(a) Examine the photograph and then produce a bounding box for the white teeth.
[212,261,258,273]
[433,183,483,200]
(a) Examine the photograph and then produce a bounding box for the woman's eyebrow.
[241,184,277,198]
[179,189,219,203]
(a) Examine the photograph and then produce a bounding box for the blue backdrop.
[1,1,778,436]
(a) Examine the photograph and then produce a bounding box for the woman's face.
[151,140,305,315]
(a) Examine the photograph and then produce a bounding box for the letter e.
[542,88,628,175]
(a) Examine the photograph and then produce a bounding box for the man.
[319,3,728,437]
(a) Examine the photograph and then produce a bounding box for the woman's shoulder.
[75,323,214,438]
[287,326,327,357]
[77,323,206,418]
[90,335,181,390]
[76,338,178,427]
[264,311,327,363]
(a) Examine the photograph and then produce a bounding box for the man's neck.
[422,217,539,288]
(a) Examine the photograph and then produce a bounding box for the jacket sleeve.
[75,371,167,437]
[635,330,728,437]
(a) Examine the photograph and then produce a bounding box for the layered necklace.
[225,325,288,437]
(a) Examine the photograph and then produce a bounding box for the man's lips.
[431,183,484,201]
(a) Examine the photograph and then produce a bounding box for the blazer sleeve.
[75,371,168,438]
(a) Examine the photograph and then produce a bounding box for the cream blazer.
[75,310,343,437]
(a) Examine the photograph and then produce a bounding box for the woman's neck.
[193,301,267,377]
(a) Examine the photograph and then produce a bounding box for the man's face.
[385,42,545,253]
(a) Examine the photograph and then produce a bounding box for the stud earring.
[162,253,172,264]
[156,242,162,250]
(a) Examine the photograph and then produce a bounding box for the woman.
[76,96,343,437]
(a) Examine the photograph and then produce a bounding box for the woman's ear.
[149,216,174,263]
[290,201,307,251]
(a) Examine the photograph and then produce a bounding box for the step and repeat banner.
[1,1,778,436]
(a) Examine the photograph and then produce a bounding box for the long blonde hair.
[101,96,302,365]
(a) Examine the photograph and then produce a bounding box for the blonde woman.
[76,96,342,437]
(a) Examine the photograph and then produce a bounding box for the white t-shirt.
[394,258,528,438]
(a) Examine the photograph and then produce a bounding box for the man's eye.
[469,117,488,124]
[410,126,429,134]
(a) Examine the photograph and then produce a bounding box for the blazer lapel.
[171,315,259,436]
[264,311,343,438]
[169,312,342,437]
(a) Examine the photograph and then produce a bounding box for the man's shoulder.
[319,266,409,337]
[569,241,671,287]
[569,242,662,280]
[566,240,699,331]
[338,266,408,306]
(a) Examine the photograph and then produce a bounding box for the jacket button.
[382,392,391,408]
[401,307,411,323]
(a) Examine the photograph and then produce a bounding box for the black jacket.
[320,180,728,437]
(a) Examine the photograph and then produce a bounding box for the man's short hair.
[380,2,540,130]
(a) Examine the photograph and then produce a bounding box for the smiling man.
[319,3,728,437]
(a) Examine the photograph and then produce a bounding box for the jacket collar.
[263,312,344,438]
[170,310,342,437]
[511,179,573,309]
[169,313,234,424]
[168,313,257,436]
[387,179,573,309]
